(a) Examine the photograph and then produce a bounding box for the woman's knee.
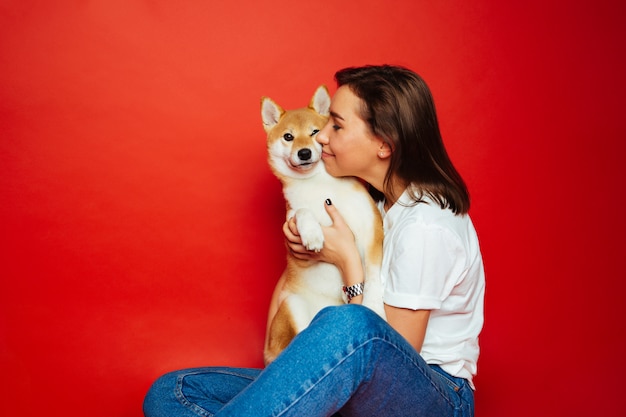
[313,304,387,336]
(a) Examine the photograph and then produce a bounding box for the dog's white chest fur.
[282,169,380,297]
[283,168,385,309]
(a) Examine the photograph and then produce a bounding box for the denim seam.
[275,336,456,416]
[383,339,459,410]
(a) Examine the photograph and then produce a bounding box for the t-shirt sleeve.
[384,222,466,310]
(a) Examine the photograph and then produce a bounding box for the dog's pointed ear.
[310,85,330,116]
[261,97,284,132]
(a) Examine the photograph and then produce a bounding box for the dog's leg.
[265,301,298,365]
[293,208,324,252]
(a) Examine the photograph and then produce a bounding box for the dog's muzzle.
[289,148,319,171]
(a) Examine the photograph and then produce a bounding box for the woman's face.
[317,85,382,180]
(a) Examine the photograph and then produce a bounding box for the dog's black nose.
[298,148,312,161]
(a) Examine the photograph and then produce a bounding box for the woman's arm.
[385,305,430,352]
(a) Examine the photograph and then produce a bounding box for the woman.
[143,64,485,417]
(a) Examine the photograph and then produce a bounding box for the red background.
[1,1,624,416]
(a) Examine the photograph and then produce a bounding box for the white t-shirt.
[378,190,485,387]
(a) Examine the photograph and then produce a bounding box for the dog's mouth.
[288,159,319,171]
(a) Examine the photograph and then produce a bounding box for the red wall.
[1,1,624,416]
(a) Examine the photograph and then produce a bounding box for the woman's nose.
[316,121,331,145]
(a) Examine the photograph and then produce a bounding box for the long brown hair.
[335,65,470,214]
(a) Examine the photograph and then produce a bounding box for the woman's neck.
[382,176,408,211]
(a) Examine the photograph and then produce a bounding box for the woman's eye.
[332,125,341,131]
[283,133,294,141]
[310,129,320,137]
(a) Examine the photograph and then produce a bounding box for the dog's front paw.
[294,209,324,252]
[300,225,324,252]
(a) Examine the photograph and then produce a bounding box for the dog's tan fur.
[261,86,386,365]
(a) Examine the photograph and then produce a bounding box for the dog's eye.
[310,129,320,137]
[283,133,294,141]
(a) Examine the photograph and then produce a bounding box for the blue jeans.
[143,305,474,417]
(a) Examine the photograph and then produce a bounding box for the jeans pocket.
[430,365,462,392]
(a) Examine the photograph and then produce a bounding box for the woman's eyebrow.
[330,111,345,121]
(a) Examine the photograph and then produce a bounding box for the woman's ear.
[377,141,393,159]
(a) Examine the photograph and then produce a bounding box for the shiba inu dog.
[261,86,386,364]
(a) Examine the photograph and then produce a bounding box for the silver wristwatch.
[342,282,365,303]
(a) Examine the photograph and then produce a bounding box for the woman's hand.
[283,200,364,287]
[283,216,309,258]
